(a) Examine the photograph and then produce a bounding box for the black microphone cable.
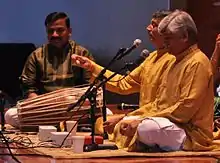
[0,131,21,163]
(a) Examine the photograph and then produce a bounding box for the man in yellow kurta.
[93,10,175,135]
[113,10,215,151]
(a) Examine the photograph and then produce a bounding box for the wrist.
[88,61,95,72]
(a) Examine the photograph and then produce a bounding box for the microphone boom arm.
[67,47,126,112]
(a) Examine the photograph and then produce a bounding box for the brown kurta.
[20,40,94,97]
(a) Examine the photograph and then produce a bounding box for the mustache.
[50,37,62,41]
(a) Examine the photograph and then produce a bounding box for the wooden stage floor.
[1,106,220,163]
[0,156,219,163]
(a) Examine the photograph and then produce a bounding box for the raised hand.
[71,54,94,71]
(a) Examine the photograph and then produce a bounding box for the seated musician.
[71,10,217,152]
[94,9,174,135]
[5,12,94,128]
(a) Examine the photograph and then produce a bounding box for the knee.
[5,108,18,125]
[137,118,160,134]
[137,118,161,145]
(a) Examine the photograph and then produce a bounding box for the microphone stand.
[87,86,97,148]
[0,91,6,132]
[101,80,108,139]
[67,48,128,152]
[83,64,132,152]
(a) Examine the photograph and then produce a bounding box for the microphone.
[117,103,139,110]
[125,49,150,71]
[116,39,142,60]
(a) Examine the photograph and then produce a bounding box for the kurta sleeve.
[20,52,38,96]
[91,61,144,95]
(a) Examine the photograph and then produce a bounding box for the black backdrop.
[0,43,36,102]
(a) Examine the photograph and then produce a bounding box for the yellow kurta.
[92,49,175,134]
[92,49,175,106]
[115,44,216,151]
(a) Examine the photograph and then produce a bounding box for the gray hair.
[158,10,198,42]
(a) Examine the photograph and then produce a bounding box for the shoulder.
[69,40,94,60]
[146,50,175,63]
[28,45,45,59]
[69,40,90,56]
[190,49,211,67]
[184,48,212,76]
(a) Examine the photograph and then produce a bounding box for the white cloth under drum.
[5,107,113,128]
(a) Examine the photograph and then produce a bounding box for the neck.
[174,42,195,56]
[155,44,165,50]
[48,42,70,54]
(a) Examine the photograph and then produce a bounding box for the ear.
[68,27,72,37]
[182,31,189,43]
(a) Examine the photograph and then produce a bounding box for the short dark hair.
[152,10,172,20]
[44,12,70,28]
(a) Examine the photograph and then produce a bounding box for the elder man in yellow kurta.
[114,10,215,151]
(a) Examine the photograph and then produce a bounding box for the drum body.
[17,86,103,131]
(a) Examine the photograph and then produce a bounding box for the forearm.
[20,77,38,98]
[91,62,140,95]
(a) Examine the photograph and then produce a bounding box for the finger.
[71,54,78,61]
[103,121,110,126]
[77,56,86,62]
[108,128,114,134]
[107,126,114,134]
[71,55,82,65]
[216,34,220,41]
[120,123,128,135]
[103,125,114,134]
[217,37,220,42]
[120,127,127,135]
[103,125,108,131]
[123,125,132,136]
[103,122,112,131]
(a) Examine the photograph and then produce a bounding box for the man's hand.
[103,114,125,134]
[27,92,38,99]
[71,54,94,72]
[120,119,142,137]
